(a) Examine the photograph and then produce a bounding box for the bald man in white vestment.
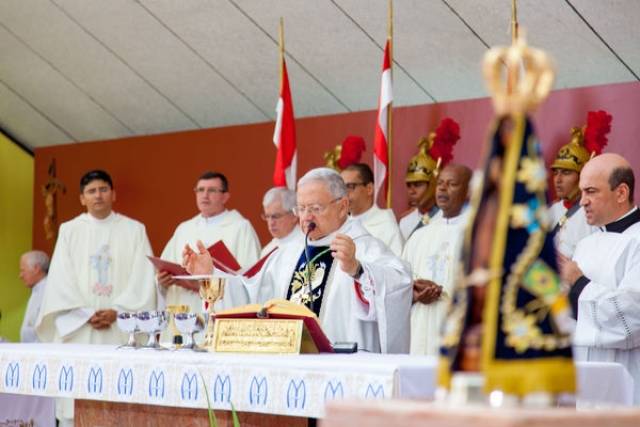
[157,171,261,312]
[185,168,412,353]
[341,163,404,256]
[36,170,157,426]
[559,154,640,404]
[260,187,303,257]
[402,165,471,356]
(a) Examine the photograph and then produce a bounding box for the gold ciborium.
[199,277,226,349]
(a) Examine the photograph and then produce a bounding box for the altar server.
[559,153,640,403]
[185,168,413,353]
[157,171,261,312]
[403,164,471,355]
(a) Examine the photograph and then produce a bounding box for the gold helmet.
[551,110,612,172]
[406,117,460,183]
[550,127,590,172]
[406,134,439,183]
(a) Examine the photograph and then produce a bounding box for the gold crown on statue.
[483,31,555,116]
[406,135,439,183]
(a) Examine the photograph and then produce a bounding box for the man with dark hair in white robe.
[158,171,261,312]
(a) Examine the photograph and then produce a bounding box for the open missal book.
[147,241,276,278]
[215,299,334,353]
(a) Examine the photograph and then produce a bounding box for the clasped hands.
[413,279,443,304]
[557,253,583,286]
[88,309,117,330]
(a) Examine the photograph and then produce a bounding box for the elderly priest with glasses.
[184,168,413,353]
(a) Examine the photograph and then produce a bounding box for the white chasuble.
[36,212,156,345]
[220,219,412,353]
[402,212,467,356]
[549,200,597,258]
[160,210,261,312]
[573,216,640,404]
[352,205,404,256]
[260,226,304,257]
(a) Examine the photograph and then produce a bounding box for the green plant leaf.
[200,372,218,427]
[230,402,241,427]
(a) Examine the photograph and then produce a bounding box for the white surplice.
[399,208,442,241]
[549,200,597,257]
[351,205,404,256]
[159,209,261,312]
[219,219,412,353]
[573,212,640,404]
[260,226,304,257]
[35,212,157,344]
[20,277,46,343]
[402,211,468,356]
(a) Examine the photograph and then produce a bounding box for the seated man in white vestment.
[549,122,602,257]
[559,154,640,404]
[260,187,302,257]
[340,163,403,255]
[185,168,413,353]
[18,250,49,343]
[402,164,471,356]
[157,171,261,312]
[35,170,157,426]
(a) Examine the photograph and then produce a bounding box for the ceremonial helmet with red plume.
[324,136,366,171]
[406,117,461,183]
[551,110,612,172]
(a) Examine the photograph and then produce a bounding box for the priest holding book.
[157,171,261,313]
[184,168,413,353]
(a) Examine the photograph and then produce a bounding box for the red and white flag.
[373,40,392,204]
[273,59,297,190]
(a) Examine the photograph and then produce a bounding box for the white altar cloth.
[0,344,633,419]
[0,343,434,418]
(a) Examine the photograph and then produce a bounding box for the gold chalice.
[199,277,226,349]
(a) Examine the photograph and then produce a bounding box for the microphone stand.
[304,223,316,315]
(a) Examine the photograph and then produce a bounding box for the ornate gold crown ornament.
[483,31,555,116]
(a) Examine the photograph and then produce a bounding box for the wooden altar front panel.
[75,399,307,427]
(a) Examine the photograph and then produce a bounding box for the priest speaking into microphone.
[184,167,413,354]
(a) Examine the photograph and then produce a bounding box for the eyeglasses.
[345,182,366,191]
[194,187,226,195]
[293,198,342,216]
[261,212,293,221]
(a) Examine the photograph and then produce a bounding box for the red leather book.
[207,240,241,273]
[242,247,277,278]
